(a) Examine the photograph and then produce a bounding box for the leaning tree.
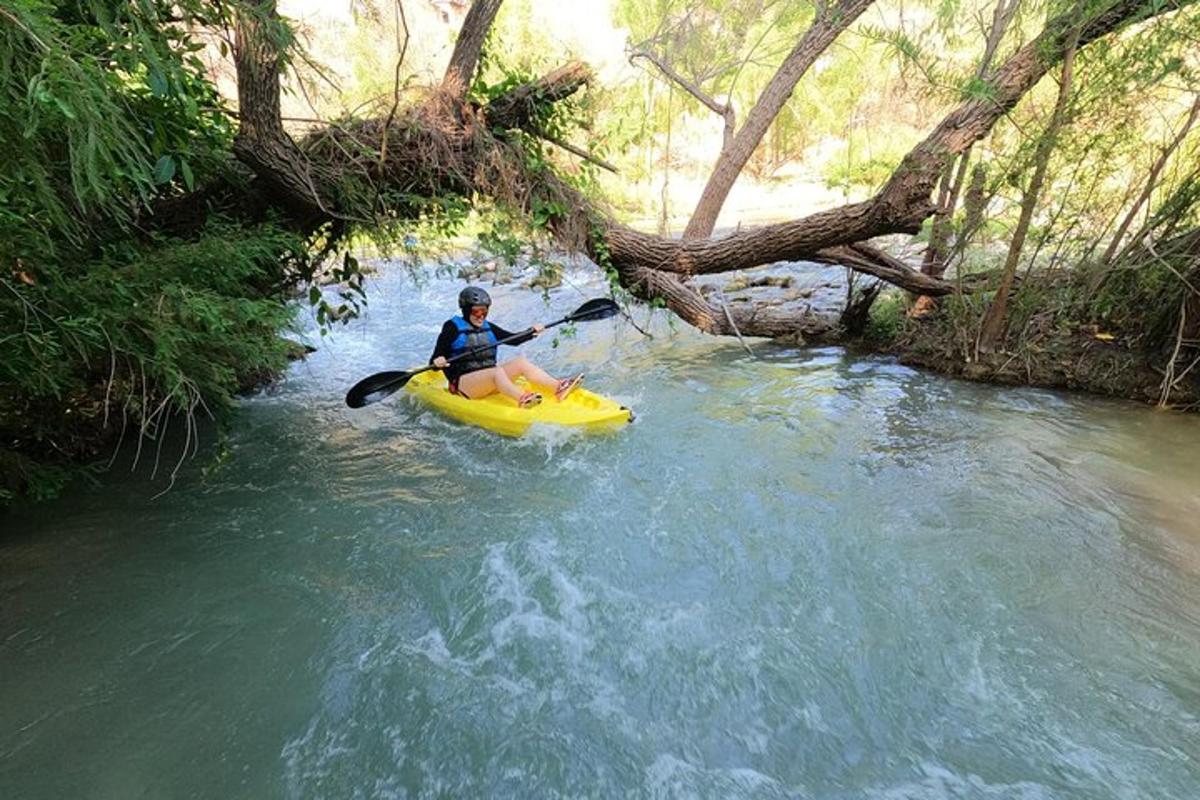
[3,0,1197,497]
[211,0,1198,337]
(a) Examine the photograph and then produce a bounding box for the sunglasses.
[469,306,489,317]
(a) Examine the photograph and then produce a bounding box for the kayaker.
[429,287,584,408]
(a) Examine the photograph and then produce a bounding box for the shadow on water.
[3,264,1200,798]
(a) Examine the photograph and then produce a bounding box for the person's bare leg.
[458,368,497,399]
[458,365,532,403]
[501,356,557,389]
[490,365,527,401]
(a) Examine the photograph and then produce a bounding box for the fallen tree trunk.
[176,0,1197,341]
[596,0,1196,335]
[606,0,1195,281]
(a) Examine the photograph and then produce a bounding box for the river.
[3,264,1199,798]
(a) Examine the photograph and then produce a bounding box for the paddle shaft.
[382,314,578,393]
[428,316,573,374]
[345,297,618,408]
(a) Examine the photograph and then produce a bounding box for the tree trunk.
[976,31,1080,355]
[443,0,504,96]
[207,0,1196,341]
[629,47,736,150]
[1100,93,1200,265]
[921,0,1020,277]
[231,0,342,224]
[682,0,877,240]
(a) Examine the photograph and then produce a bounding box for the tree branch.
[379,0,411,168]
[540,134,617,173]
[813,244,960,296]
[444,0,505,97]
[683,0,877,239]
[628,47,729,120]
[484,61,591,129]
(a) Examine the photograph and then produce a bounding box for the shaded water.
[3,265,1200,798]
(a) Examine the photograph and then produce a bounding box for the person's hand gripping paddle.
[344,298,619,409]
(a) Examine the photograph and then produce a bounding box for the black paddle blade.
[567,298,620,322]
[345,370,414,408]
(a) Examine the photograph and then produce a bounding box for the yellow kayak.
[404,371,633,436]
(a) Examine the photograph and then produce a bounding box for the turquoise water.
[3,265,1200,798]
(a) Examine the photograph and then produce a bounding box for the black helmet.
[458,286,491,314]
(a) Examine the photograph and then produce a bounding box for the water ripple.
[3,265,1200,798]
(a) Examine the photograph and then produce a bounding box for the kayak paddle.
[345,297,620,409]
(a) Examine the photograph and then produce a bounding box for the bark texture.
[977,32,1080,354]
[232,0,337,222]
[683,0,877,240]
[210,0,1196,342]
[443,0,504,96]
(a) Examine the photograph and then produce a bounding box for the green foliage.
[477,212,530,267]
[0,221,306,502]
[824,153,902,198]
[1,0,235,252]
[0,450,77,505]
[0,1,323,503]
[861,25,957,97]
[587,217,621,294]
[619,0,815,106]
[821,124,915,199]
[615,0,820,180]
[864,291,907,343]
[1084,248,1195,349]
[310,249,371,334]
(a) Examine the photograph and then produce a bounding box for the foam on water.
[3,263,1200,798]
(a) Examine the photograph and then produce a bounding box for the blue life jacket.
[450,316,498,374]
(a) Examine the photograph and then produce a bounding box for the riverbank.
[0,337,314,506]
[4,246,1195,508]
[871,294,1200,412]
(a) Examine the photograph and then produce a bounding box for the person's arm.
[489,323,538,348]
[429,320,457,367]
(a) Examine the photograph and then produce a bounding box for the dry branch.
[206,0,1199,341]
